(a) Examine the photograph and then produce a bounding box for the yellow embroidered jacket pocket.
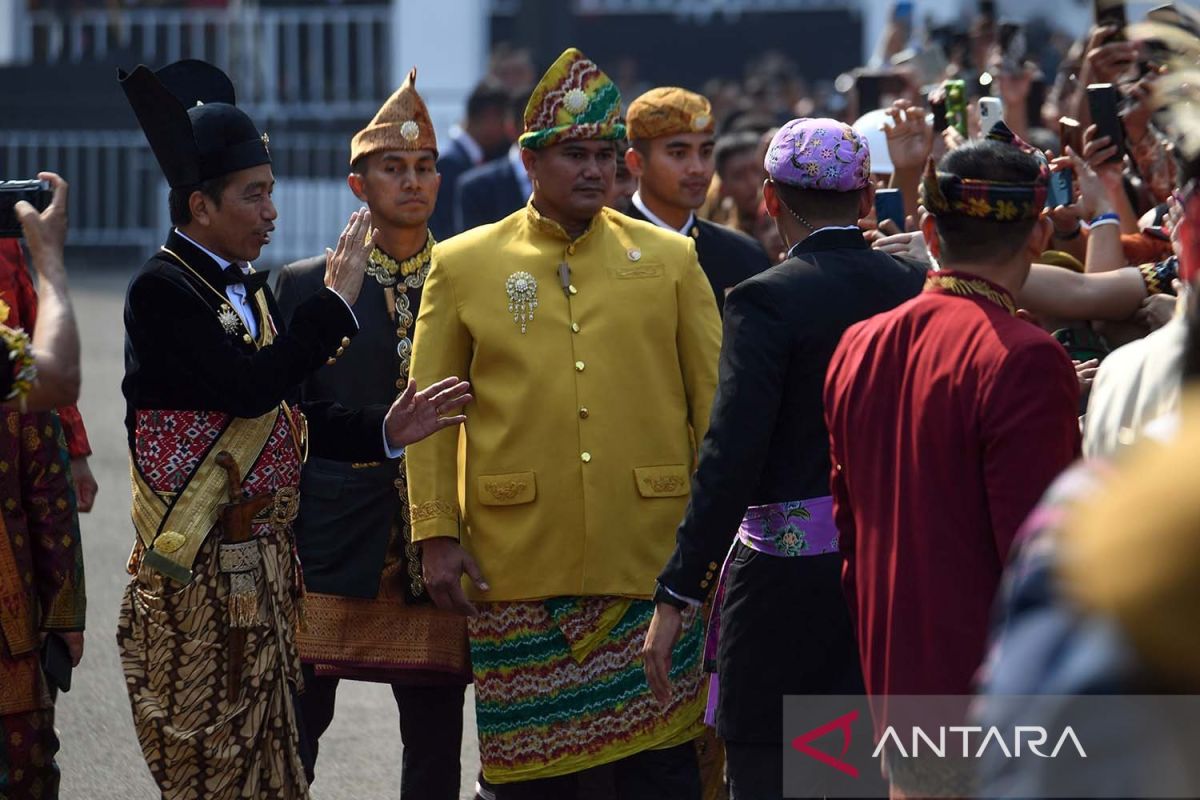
[478,471,537,506]
[634,465,690,498]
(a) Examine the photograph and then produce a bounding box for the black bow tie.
[222,264,271,293]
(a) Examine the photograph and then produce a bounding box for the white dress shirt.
[508,143,533,200]
[449,126,485,166]
[171,230,401,455]
[632,191,695,235]
[175,229,262,338]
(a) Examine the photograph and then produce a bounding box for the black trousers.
[296,664,466,800]
[490,742,701,800]
[725,741,781,800]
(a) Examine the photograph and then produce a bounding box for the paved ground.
[53,268,481,799]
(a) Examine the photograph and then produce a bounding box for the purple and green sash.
[703,497,839,725]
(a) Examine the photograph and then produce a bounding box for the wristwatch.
[652,582,691,611]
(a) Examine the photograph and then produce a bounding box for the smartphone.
[944,79,968,138]
[0,180,52,239]
[1094,0,1127,40]
[979,97,1005,136]
[857,75,883,114]
[931,96,949,133]
[893,0,914,24]
[1027,78,1048,129]
[1059,116,1083,155]
[999,22,1027,73]
[875,189,906,232]
[1047,168,1074,208]
[1087,83,1126,164]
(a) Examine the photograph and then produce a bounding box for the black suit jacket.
[455,157,526,232]
[122,230,387,462]
[626,205,771,315]
[275,259,422,598]
[429,137,479,240]
[657,228,926,741]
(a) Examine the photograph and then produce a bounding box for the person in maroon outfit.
[823,132,1081,797]
[0,239,98,511]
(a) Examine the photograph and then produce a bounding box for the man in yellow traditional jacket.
[407,47,722,799]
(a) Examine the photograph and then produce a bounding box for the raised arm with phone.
[11,172,80,411]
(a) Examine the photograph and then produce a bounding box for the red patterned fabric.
[0,412,84,717]
[0,241,91,458]
[134,408,302,506]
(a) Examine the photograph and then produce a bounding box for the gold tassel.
[228,571,259,628]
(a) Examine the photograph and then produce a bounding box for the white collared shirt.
[171,230,397,457]
[449,125,484,166]
[508,144,533,200]
[786,225,862,257]
[175,229,260,339]
[632,192,695,236]
[173,229,359,338]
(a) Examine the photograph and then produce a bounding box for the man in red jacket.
[824,129,1081,797]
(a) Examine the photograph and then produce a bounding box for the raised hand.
[323,207,377,306]
[1082,26,1139,85]
[884,100,934,172]
[384,376,472,449]
[15,172,69,288]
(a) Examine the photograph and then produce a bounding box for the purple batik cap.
[764,117,872,192]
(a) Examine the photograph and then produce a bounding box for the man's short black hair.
[714,131,761,177]
[466,81,511,121]
[168,174,231,226]
[933,140,1044,264]
[774,183,864,228]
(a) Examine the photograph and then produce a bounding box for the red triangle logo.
[790,709,860,778]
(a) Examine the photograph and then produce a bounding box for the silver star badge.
[217,304,242,335]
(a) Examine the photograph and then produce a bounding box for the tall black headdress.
[118,59,270,189]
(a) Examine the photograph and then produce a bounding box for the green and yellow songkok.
[518,47,625,150]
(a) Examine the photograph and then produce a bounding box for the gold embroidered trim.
[642,475,686,494]
[484,479,529,501]
[368,231,435,288]
[924,272,1017,316]
[410,499,458,524]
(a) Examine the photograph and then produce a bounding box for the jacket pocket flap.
[477,472,537,506]
[634,465,690,498]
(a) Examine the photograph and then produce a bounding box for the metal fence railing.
[18,6,392,122]
[0,129,358,261]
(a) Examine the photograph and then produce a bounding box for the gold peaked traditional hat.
[350,67,438,165]
[626,87,714,141]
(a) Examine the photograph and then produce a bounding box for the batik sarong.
[117,409,307,800]
[470,596,706,784]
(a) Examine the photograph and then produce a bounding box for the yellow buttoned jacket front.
[406,203,722,601]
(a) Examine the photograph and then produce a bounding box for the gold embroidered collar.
[924,270,1017,317]
[367,230,435,288]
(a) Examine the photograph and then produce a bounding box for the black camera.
[0,180,52,239]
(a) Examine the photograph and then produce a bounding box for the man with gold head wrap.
[275,69,470,798]
[407,48,722,798]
